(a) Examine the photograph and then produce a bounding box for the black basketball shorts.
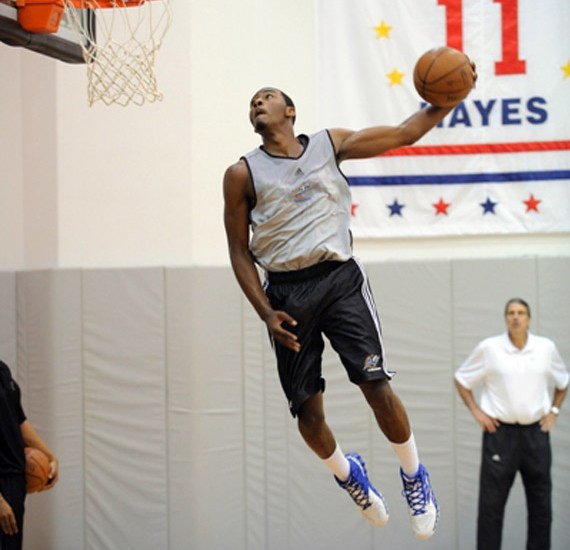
[265,257,394,417]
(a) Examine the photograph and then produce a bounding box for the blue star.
[480,197,497,215]
[387,199,405,217]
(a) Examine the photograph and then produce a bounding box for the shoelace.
[401,476,428,516]
[345,476,372,510]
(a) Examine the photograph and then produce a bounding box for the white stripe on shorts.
[353,257,395,378]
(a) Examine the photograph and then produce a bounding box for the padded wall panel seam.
[537,257,570,549]
[452,257,538,550]
[82,268,168,550]
[366,261,455,549]
[166,268,246,550]
[16,270,84,550]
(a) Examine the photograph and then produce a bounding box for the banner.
[316,0,570,237]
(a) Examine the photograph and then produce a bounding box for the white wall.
[0,45,24,268]
[0,0,317,269]
[0,0,567,270]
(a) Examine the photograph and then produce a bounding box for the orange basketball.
[25,447,51,493]
[413,46,474,107]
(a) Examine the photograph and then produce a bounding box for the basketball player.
[0,360,59,550]
[223,74,475,539]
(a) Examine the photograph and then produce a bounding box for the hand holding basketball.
[25,447,52,493]
[413,47,476,107]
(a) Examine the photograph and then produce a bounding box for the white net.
[63,0,172,107]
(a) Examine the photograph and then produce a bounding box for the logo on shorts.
[363,354,381,372]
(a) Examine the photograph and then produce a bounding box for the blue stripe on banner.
[348,170,570,186]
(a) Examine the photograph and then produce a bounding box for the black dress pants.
[477,422,552,550]
[0,475,26,550]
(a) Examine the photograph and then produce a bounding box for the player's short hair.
[504,297,531,318]
[279,90,296,125]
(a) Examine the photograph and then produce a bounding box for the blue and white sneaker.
[400,464,439,539]
[335,452,389,527]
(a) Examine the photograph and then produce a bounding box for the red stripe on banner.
[384,140,570,157]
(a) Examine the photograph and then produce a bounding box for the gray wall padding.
[0,258,567,550]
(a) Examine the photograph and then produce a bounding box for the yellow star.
[387,68,405,86]
[373,21,392,39]
[562,60,570,79]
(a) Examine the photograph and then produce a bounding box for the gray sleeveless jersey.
[243,130,353,272]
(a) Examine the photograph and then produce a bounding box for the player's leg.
[296,391,336,457]
[294,376,389,527]
[322,258,438,538]
[266,262,388,527]
[359,379,439,539]
[297,393,351,485]
[359,378,411,443]
[519,424,552,550]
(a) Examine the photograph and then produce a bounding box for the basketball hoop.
[63,0,172,106]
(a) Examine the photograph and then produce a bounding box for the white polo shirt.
[455,333,569,424]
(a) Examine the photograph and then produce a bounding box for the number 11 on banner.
[439,0,526,74]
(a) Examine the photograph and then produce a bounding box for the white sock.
[391,433,420,477]
[322,443,351,481]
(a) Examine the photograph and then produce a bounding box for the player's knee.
[297,400,326,432]
[361,378,392,401]
[362,379,401,414]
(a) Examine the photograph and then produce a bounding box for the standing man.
[0,360,59,550]
[455,298,568,550]
[223,68,475,540]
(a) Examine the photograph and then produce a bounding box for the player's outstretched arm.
[332,103,454,162]
[333,60,477,162]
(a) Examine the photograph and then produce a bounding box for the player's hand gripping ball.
[25,447,51,493]
[413,46,475,107]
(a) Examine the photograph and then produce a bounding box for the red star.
[523,193,541,212]
[351,203,359,216]
[433,197,451,216]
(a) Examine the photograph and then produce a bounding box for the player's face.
[249,88,292,132]
[505,303,530,335]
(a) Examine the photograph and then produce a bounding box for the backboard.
[0,0,94,63]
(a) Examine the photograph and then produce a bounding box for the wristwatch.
[550,406,560,416]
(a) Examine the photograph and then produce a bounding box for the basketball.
[25,447,51,493]
[413,47,474,107]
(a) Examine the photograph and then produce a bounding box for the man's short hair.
[504,297,531,318]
